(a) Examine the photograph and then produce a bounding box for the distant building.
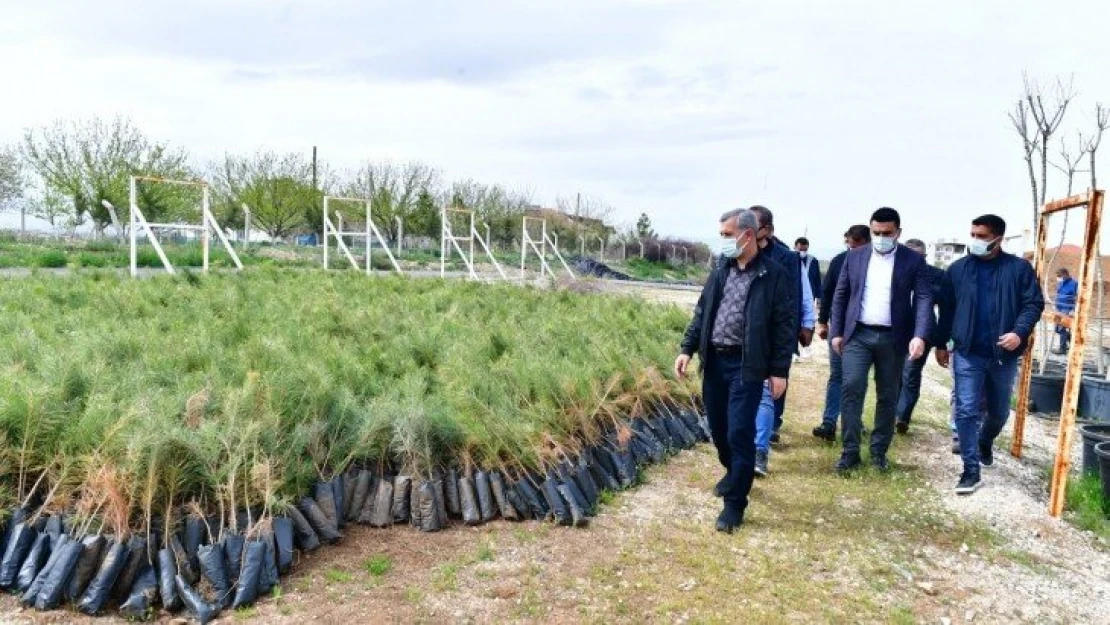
[930,239,967,267]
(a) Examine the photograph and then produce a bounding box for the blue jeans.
[895,344,933,424]
[702,352,764,512]
[952,351,1019,471]
[755,382,776,452]
[821,337,843,427]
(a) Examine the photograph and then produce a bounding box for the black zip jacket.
[680,251,795,381]
[819,250,847,325]
[935,251,1045,361]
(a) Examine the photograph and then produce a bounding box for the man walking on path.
[1053,267,1077,354]
[675,208,795,532]
[813,225,870,442]
[830,208,932,472]
[795,237,822,311]
[894,239,945,434]
[935,214,1044,495]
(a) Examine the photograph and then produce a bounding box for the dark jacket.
[802,255,821,302]
[917,264,945,346]
[830,243,934,355]
[819,251,848,325]
[935,251,1045,361]
[762,237,801,332]
[680,251,796,381]
[1055,277,1077,315]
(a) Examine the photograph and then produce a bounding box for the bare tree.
[344,161,439,239]
[1082,102,1108,189]
[1025,74,1075,206]
[1051,134,1086,195]
[1008,99,1041,225]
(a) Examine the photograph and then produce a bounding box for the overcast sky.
[2,0,1108,257]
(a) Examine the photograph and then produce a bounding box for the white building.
[930,239,967,267]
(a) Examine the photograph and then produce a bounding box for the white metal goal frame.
[440,207,508,281]
[128,175,243,277]
[520,217,575,281]
[321,195,402,275]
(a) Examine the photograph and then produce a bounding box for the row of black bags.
[0,405,708,622]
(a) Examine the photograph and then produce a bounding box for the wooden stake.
[1048,189,1104,518]
[1012,211,1049,458]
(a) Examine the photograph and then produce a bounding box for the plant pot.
[1028,373,1065,414]
[1078,376,1110,423]
[1095,441,1110,505]
[1079,424,1110,477]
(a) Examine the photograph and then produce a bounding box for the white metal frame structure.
[128,175,243,277]
[440,207,507,281]
[321,195,402,275]
[520,217,575,281]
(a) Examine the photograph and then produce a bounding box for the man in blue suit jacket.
[830,207,933,472]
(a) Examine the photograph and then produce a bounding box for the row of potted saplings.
[0,406,709,623]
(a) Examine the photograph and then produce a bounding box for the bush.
[33,250,68,268]
[75,252,109,268]
[85,240,120,253]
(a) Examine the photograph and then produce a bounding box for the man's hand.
[674,354,691,379]
[832,337,843,355]
[935,348,950,368]
[769,376,788,400]
[798,328,814,347]
[997,332,1021,351]
[816,322,828,340]
[908,337,926,360]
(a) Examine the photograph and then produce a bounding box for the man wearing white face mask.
[830,207,933,473]
[675,208,795,532]
[934,214,1044,495]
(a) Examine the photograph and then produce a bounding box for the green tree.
[636,212,656,239]
[0,144,23,210]
[344,161,439,240]
[212,151,321,239]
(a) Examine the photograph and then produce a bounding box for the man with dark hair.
[894,239,945,434]
[1053,267,1077,353]
[830,208,932,472]
[936,214,1044,494]
[675,208,795,532]
[813,225,871,441]
[795,237,822,309]
[748,205,813,476]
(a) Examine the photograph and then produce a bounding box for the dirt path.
[3,288,1107,624]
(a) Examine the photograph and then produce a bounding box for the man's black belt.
[859,323,891,331]
[710,344,744,355]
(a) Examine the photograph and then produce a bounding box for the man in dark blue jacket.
[935,214,1045,495]
[894,239,946,434]
[795,237,822,305]
[813,225,871,441]
[1053,267,1078,353]
[675,208,796,532]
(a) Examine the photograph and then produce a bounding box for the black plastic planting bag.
[433,477,450,528]
[349,470,371,523]
[78,539,130,615]
[66,534,105,602]
[300,497,342,544]
[542,477,572,526]
[573,466,599,513]
[369,478,394,528]
[223,532,245,588]
[231,539,265,609]
[607,448,635,488]
[176,574,219,625]
[667,415,697,448]
[157,547,183,612]
[2,507,28,555]
[0,521,35,589]
[331,476,347,530]
[343,471,357,521]
[273,517,295,574]
[459,475,481,525]
[259,531,279,595]
[416,481,442,533]
[474,470,496,522]
[118,564,157,619]
[171,533,199,586]
[588,449,621,491]
[445,468,462,517]
[198,543,232,608]
[314,480,339,527]
[515,478,548,519]
[557,483,589,527]
[110,535,148,606]
[286,505,320,552]
[21,533,67,606]
[34,538,81,611]
[505,483,530,520]
[357,475,379,524]
[44,515,63,541]
[392,476,412,524]
[16,530,51,593]
[489,471,517,520]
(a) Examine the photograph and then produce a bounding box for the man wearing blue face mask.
[935,214,1044,495]
[830,207,933,473]
[675,208,795,532]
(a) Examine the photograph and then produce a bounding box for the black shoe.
[955,470,981,495]
[713,476,727,497]
[979,443,994,467]
[754,450,769,478]
[835,453,862,474]
[715,507,743,533]
[770,430,781,445]
[951,438,961,454]
[895,420,909,435]
[871,454,890,472]
[812,423,837,442]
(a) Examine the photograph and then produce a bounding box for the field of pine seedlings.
[0,270,705,622]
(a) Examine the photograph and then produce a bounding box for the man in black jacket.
[935,214,1044,495]
[675,208,795,532]
[894,239,945,434]
[812,225,870,441]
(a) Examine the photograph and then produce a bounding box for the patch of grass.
[1066,474,1110,540]
[33,249,68,268]
[433,562,460,591]
[597,490,616,506]
[364,554,393,577]
[324,568,353,584]
[403,586,424,603]
[234,606,258,620]
[475,543,495,562]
